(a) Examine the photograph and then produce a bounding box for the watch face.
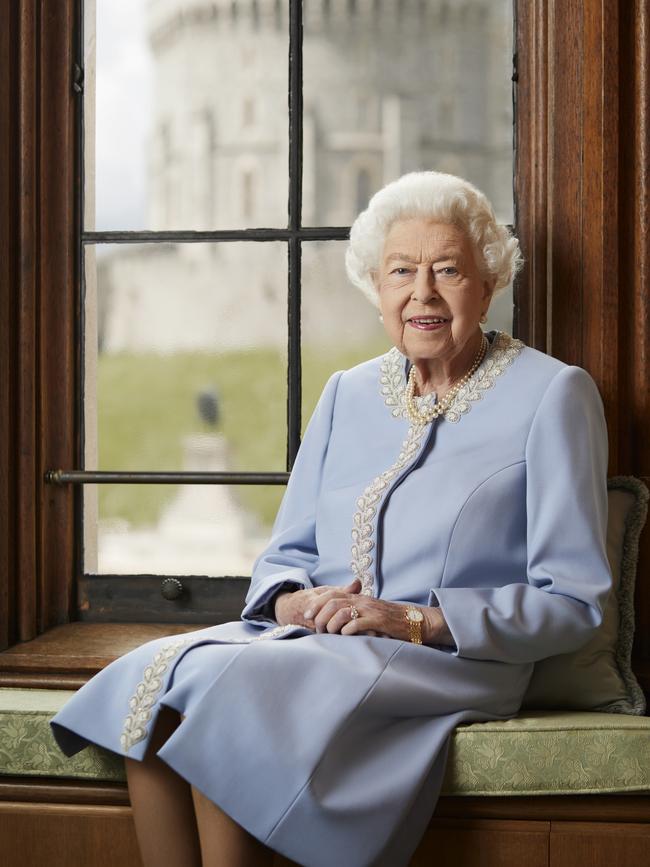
[407,608,424,623]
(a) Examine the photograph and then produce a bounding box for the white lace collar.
[379,331,524,424]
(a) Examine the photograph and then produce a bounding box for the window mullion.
[287,0,304,470]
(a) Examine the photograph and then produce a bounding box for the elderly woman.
[51,171,612,867]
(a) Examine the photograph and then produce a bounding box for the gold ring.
[349,606,360,620]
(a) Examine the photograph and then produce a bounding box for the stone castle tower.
[100,0,513,353]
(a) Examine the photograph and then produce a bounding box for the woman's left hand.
[307,594,452,645]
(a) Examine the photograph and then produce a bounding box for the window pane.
[85,240,288,470]
[302,0,514,225]
[301,241,390,428]
[83,242,287,499]
[84,483,283,576]
[84,0,289,231]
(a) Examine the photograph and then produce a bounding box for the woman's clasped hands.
[273,577,446,644]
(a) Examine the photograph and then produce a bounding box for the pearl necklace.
[405,335,488,425]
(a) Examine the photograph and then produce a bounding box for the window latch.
[73,63,84,94]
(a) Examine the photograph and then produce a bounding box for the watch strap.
[404,608,423,644]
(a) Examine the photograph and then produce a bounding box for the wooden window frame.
[1,0,649,697]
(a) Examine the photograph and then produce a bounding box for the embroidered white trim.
[350,422,428,596]
[250,623,304,641]
[443,332,524,423]
[379,332,524,424]
[380,353,436,418]
[120,637,193,753]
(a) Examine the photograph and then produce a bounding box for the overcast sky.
[93,0,153,230]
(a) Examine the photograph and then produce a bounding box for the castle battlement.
[147,0,491,51]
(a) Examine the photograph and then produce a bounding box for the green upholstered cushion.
[440,710,650,796]
[0,689,124,783]
[1,690,649,796]
[521,476,648,715]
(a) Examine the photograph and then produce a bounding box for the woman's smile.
[406,316,450,331]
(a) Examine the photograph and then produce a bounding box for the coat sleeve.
[429,365,613,664]
[240,370,343,625]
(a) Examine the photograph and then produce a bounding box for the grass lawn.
[97,340,389,530]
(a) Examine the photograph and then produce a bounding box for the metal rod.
[81,227,350,244]
[45,470,290,485]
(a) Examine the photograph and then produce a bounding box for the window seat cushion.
[1,689,648,796]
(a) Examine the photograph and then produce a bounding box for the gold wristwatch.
[404,607,424,644]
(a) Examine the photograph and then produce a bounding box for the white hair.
[345,170,523,307]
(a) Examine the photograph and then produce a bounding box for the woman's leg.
[125,705,202,867]
[191,785,275,867]
[126,704,275,867]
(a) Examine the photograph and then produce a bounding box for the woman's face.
[374,218,494,368]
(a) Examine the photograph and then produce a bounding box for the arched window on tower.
[243,97,255,127]
[242,169,255,221]
[355,168,372,213]
[159,121,174,227]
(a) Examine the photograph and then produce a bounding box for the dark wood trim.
[38,1,78,636]
[76,575,248,623]
[513,0,548,351]
[0,623,200,688]
[0,0,77,651]
[15,0,40,643]
[514,0,650,695]
[618,3,650,666]
[1,776,648,826]
[0,0,18,651]
[434,794,650,824]
[0,779,130,807]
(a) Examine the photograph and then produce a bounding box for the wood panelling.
[0,803,142,867]
[413,819,550,867]
[1,783,649,867]
[514,0,650,693]
[0,0,17,655]
[37,2,77,641]
[0,0,77,652]
[550,821,650,867]
[618,2,650,667]
[513,0,548,350]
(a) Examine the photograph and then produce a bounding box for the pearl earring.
[378,314,384,323]
[480,313,487,324]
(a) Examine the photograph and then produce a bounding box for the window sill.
[0,623,204,689]
[2,624,648,704]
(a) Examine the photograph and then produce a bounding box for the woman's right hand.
[274,578,364,630]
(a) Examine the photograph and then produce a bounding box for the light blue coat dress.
[50,332,612,867]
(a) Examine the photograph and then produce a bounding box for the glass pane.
[84,0,289,231]
[303,0,514,225]
[84,483,284,575]
[83,241,288,574]
[301,241,391,427]
[83,241,287,480]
